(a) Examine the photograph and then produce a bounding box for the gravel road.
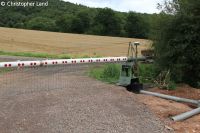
[0,56,170,133]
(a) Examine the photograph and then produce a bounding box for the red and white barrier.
[0,57,128,68]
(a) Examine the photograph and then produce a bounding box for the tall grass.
[139,63,156,83]
[89,64,120,83]
[89,63,159,85]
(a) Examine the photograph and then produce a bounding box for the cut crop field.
[0,27,151,57]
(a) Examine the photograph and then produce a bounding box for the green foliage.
[89,64,120,83]
[167,81,176,90]
[89,63,176,90]
[71,10,91,33]
[0,51,71,59]
[0,68,12,74]
[93,8,122,36]
[26,17,57,31]
[154,70,177,90]
[125,12,149,38]
[0,51,101,59]
[153,0,200,88]
[56,14,74,32]
[139,64,157,83]
[0,0,153,38]
[90,63,159,84]
[139,64,176,90]
[102,64,120,79]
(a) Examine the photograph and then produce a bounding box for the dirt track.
[0,59,170,133]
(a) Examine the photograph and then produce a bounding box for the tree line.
[0,0,153,39]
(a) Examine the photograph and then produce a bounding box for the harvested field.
[0,27,151,57]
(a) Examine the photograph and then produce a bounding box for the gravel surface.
[0,56,170,133]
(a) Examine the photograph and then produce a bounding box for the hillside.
[0,0,155,39]
[0,27,151,57]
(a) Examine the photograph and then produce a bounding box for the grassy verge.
[89,63,177,90]
[0,68,13,74]
[89,63,157,84]
[138,63,156,83]
[89,64,120,84]
[0,51,100,59]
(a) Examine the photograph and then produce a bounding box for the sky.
[64,0,163,14]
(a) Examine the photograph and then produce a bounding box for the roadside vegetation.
[89,63,176,90]
[0,51,99,59]
[0,68,12,74]
[153,0,200,88]
[88,63,164,85]
[89,64,120,84]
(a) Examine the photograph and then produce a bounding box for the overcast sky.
[64,0,163,13]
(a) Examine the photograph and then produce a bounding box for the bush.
[168,81,176,90]
[139,64,157,83]
[152,0,200,88]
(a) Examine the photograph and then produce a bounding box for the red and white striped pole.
[0,57,128,68]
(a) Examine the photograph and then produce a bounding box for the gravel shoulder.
[0,56,170,133]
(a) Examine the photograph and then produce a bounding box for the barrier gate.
[0,57,127,98]
[1,56,199,122]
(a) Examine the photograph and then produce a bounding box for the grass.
[0,51,101,75]
[138,63,156,83]
[89,64,120,84]
[0,68,13,74]
[89,63,157,84]
[0,51,100,59]
[89,63,176,89]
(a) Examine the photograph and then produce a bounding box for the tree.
[26,17,57,31]
[125,12,149,38]
[56,14,74,32]
[71,10,91,34]
[153,0,200,87]
[93,8,122,36]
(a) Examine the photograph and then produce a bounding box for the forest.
[0,0,156,39]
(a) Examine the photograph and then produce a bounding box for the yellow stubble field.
[0,27,152,57]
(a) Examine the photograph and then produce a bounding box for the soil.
[138,85,200,133]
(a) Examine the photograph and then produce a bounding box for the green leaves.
[93,8,122,36]
[26,17,57,31]
[125,12,149,38]
[153,0,200,88]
